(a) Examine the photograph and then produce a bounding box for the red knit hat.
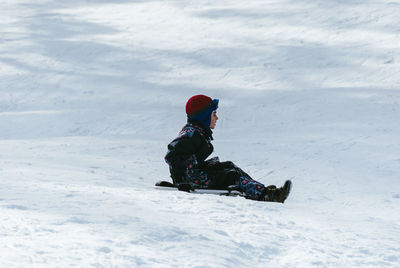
[185,95,212,116]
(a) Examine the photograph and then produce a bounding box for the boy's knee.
[221,161,236,168]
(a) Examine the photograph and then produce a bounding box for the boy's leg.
[208,161,266,200]
[237,175,265,200]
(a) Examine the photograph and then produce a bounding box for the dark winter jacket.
[165,120,214,186]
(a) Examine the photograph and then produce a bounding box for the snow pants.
[203,160,265,200]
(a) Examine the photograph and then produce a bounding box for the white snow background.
[1,0,400,267]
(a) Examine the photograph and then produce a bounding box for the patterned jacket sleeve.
[184,154,210,188]
[165,132,210,188]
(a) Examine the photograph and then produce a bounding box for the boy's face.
[210,110,218,129]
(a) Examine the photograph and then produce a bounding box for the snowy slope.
[1,0,400,267]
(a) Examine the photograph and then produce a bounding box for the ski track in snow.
[1,0,400,267]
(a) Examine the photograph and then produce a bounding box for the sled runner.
[154,181,245,197]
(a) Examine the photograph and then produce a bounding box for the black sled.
[154,181,245,197]
[154,180,292,203]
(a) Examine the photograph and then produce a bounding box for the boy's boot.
[263,180,292,203]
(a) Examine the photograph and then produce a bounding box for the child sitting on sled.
[164,94,291,203]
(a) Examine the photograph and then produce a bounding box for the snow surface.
[1,0,400,267]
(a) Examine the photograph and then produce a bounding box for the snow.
[1,0,399,267]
